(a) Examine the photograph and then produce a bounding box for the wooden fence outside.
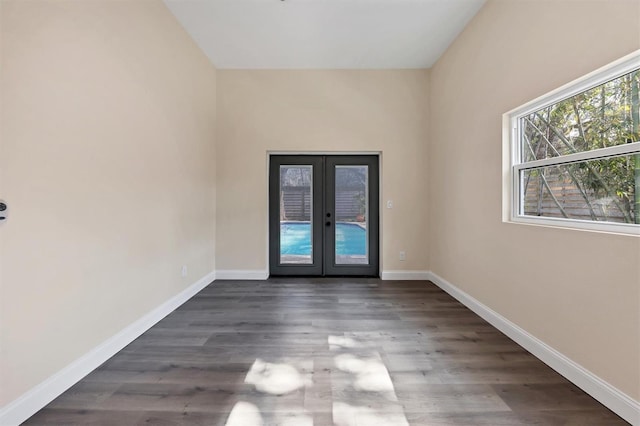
[523,171,630,223]
[281,186,365,221]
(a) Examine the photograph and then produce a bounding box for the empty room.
[1,0,639,425]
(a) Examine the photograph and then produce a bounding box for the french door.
[269,155,379,276]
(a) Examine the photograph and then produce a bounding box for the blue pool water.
[280,222,366,255]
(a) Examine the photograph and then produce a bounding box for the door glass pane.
[335,166,368,265]
[280,165,313,264]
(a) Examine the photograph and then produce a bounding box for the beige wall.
[0,0,217,406]
[215,70,429,273]
[429,0,640,399]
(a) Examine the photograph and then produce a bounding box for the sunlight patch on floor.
[225,401,262,426]
[330,334,409,425]
[224,335,409,426]
[244,358,310,395]
[328,335,363,350]
[225,358,313,426]
[333,401,410,426]
[334,353,397,397]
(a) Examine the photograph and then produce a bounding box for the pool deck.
[281,220,367,230]
[280,254,368,265]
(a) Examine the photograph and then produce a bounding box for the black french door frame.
[269,156,324,276]
[269,154,379,277]
[323,155,379,276]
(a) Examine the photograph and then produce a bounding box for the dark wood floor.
[25,278,627,425]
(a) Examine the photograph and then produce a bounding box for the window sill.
[506,215,640,237]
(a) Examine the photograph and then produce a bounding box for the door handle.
[325,221,331,227]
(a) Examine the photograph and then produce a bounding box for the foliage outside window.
[506,52,640,234]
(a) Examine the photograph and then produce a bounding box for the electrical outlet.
[181,265,188,277]
[399,251,406,261]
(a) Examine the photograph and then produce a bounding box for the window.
[504,50,640,235]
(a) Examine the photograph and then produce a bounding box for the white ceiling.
[164,0,485,69]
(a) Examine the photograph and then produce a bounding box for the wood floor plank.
[23,279,628,425]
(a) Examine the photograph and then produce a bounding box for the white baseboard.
[0,271,216,426]
[215,269,269,280]
[427,271,640,426]
[380,270,431,280]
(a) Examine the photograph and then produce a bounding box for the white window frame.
[503,50,640,236]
